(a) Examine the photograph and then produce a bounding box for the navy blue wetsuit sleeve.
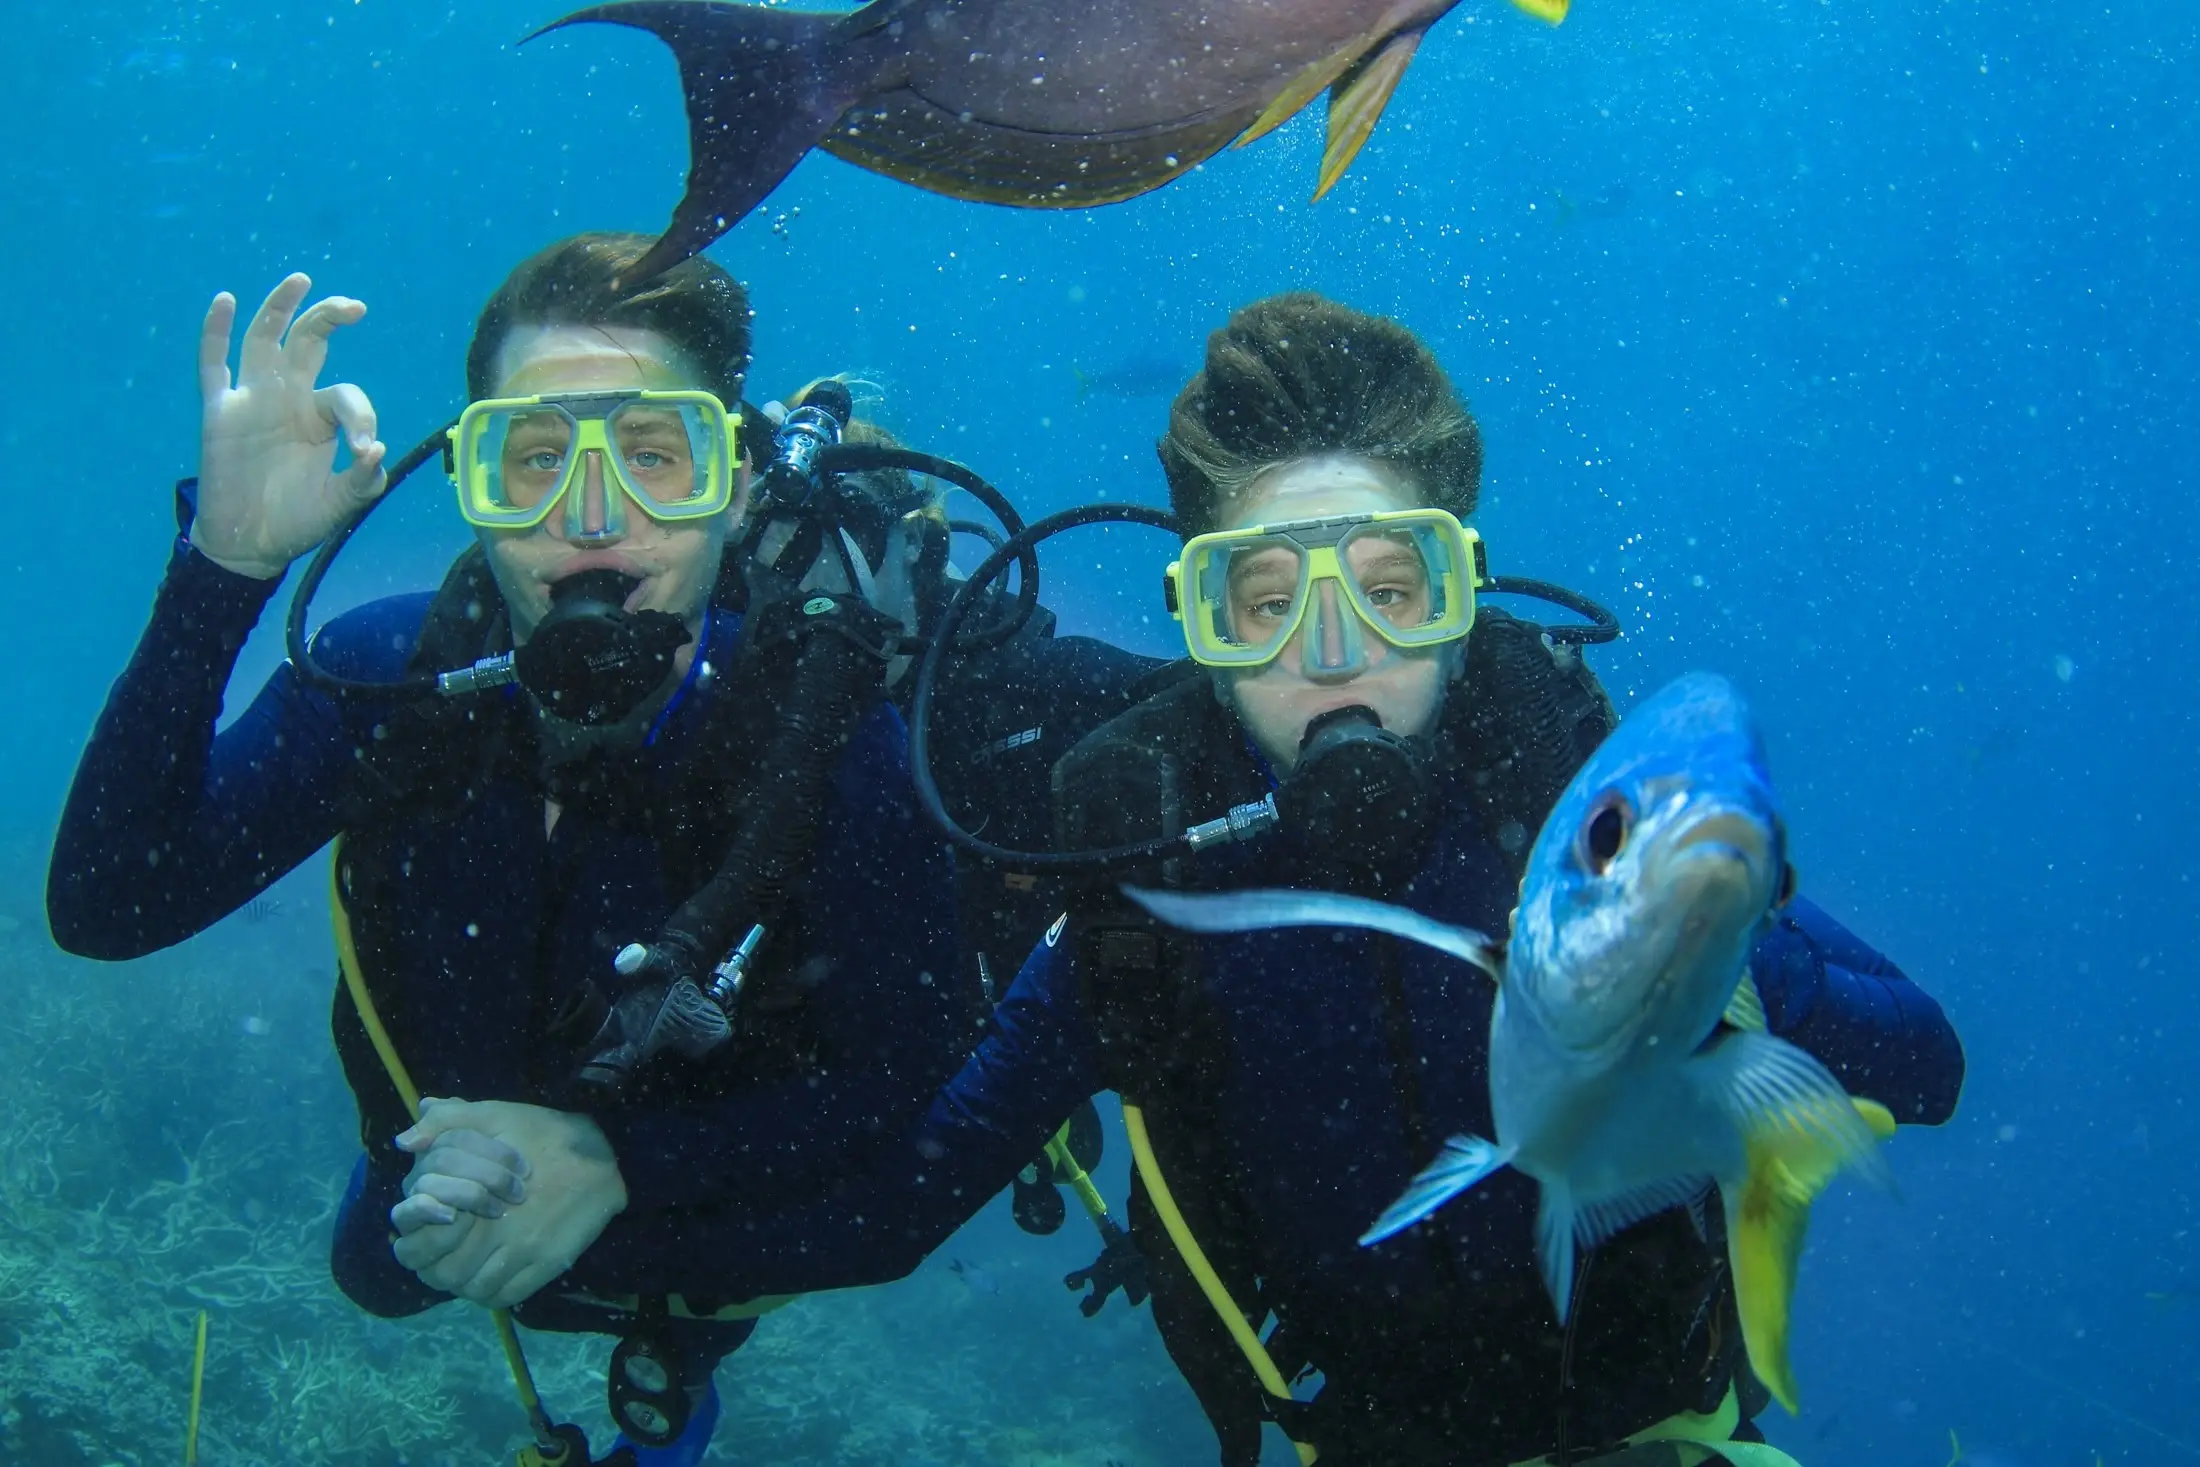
[576,935,1101,1299]
[46,543,421,958]
[594,708,969,1218]
[1750,896,1964,1125]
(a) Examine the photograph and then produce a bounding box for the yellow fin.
[1726,1091,1899,1415]
[1853,1095,1897,1140]
[1314,29,1425,200]
[1509,0,1570,24]
[1723,974,1768,1032]
[1236,33,1383,150]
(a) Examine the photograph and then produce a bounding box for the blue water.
[2,1,2194,1463]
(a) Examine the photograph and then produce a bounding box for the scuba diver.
[45,233,969,1467]
[590,294,1968,1465]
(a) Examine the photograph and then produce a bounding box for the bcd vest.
[326,546,830,1151]
[1052,610,1762,1466]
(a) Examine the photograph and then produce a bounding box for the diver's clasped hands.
[192,272,388,580]
[390,1097,629,1310]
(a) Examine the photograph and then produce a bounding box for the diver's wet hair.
[466,232,753,412]
[1157,293,1482,537]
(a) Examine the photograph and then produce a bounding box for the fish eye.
[1775,861,1798,908]
[1580,796,1631,875]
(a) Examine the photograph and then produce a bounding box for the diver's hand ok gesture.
[191,273,388,580]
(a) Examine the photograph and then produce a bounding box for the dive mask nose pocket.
[1167,507,1483,670]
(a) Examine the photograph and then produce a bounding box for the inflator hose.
[656,619,887,967]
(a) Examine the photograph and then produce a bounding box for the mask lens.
[607,400,718,512]
[1192,536,1304,663]
[469,405,578,519]
[1340,522,1442,633]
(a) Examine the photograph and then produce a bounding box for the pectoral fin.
[1360,1134,1515,1245]
[1123,885,1503,981]
[1709,1034,1901,1414]
[1723,973,1768,1032]
[1315,28,1426,200]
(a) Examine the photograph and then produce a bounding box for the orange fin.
[1510,0,1571,24]
[1236,32,1384,150]
[1314,28,1425,200]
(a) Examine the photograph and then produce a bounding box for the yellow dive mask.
[448,389,740,538]
[1164,508,1485,673]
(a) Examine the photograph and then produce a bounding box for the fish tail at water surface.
[532,1,879,282]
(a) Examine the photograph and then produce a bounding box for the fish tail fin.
[1359,1134,1514,1246]
[1535,1183,1580,1321]
[1510,0,1571,24]
[531,2,873,281]
[1072,367,1092,405]
[1707,1034,1902,1415]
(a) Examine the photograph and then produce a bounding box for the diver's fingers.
[283,294,366,386]
[391,1190,464,1238]
[396,1096,480,1149]
[238,273,311,383]
[198,292,237,402]
[403,1170,510,1220]
[335,439,389,507]
[404,1139,526,1206]
[415,1127,533,1183]
[313,382,379,455]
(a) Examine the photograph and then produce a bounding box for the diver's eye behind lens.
[1342,527,1435,628]
[1580,796,1631,874]
[498,408,578,509]
[611,404,706,503]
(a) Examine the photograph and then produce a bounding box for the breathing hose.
[285,421,458,699]
[909,503,1208,872]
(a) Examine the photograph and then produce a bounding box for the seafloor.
[0,840,1185,1467]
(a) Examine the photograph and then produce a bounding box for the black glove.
[1063,1216,1149,1317]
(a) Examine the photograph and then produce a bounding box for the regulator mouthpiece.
[515,570,692,725]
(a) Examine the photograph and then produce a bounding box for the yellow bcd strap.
[334,844,797,1467]
[330,845,561,1451]
[1122,1100,1321,1466]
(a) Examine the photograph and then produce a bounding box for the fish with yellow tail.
[533,0,1570,282]
[1128,672,1894,1414]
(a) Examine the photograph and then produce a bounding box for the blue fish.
[1128,673,1894,1413]
[947,1258,999,1296]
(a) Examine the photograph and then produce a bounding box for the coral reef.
[0,861,1205,1465]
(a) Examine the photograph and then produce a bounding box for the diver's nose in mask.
[1300,579,1367,678]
